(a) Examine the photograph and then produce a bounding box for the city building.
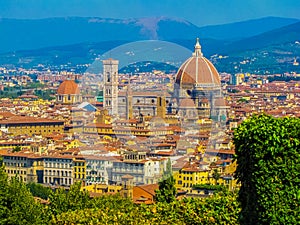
[0,112,64,136]
[103,58,119,116]
[2,152,44,183]
[56,79,82,105]
[173,38,227,122]
[43,154,74,186]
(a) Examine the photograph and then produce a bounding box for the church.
[173,38,227,122]
[102,38,227,122]
[56,38,227,123]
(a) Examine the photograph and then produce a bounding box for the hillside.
[0,16,298,53]
[214,41,300,74]
[223,21,300,53]
[0,17,300,74]
[197,16,299,40]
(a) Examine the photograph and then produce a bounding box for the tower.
[157,96,166,119]
[103,58,119,116]
[126,76,133,120]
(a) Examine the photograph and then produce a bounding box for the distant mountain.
[223,21,300,53]
[0,16,298,53]
[1,16,300,74]
[0,38,231,69]
[197,17,299,40]
[0,40,130,68]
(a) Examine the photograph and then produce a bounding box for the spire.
[193,38,203,57]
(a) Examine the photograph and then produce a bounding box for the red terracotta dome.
[57,80,80,95]
[175,38,221,87]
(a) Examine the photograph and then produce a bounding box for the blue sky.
[1,0,300,26]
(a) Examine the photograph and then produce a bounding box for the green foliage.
[155,175,177,203]
[237,98,248,103]
[0,86,22,99]
[12,146,22,153]
[193,184,226,192]
[212,168,221,184]
[233,114,300,225]
[268,76,300,83]
[6,177,44,225]
[0,166,44,225]
[0,166,10,225]
[25,82,45,89]
[162,158,172,180]
[34,89,55,100]
[0,170,240,224]
[48,182,90,215]
[50,191,240,225]
[26,182,52,200]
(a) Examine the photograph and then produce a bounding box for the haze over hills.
[0,16,298,53]
[223,21,300,53]
[0,16,299,74]
[196,16,299,40]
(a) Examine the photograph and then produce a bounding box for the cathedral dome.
[175,38,221,88]
[57,80,80,95]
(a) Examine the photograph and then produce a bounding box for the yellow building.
[73,156,86,183]
[0,141,31,151]
[81,183,122,194]
[65,139,85,150]
[174,159,239,193]
[2,152,44,183]
[0,112,64,136]
[174,166,210,193]
[81,175,133,198]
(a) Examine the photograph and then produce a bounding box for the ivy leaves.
[233,114,300,225]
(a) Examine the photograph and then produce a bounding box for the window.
[107,72,111,82]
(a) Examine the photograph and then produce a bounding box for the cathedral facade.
[117,38,227,122]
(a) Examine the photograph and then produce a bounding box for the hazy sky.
[1,0,300,26]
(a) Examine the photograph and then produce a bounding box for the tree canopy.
[233,114,300,225]
[155,175,177,203]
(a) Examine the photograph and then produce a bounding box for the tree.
[155,175,177,203]
[162,158,172,180]
[0,166,10,225]
[48,182,90,215]
[26,182,52,200]
[233,114,300,225]
[0,166,44,225]
[212,169,221,185]
[50,191,240,225]
[12,146,21,153]
[6,177,44,225]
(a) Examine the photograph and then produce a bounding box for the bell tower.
[157,96,166,119]
[103,58,119,117]
[126,77,133,120]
